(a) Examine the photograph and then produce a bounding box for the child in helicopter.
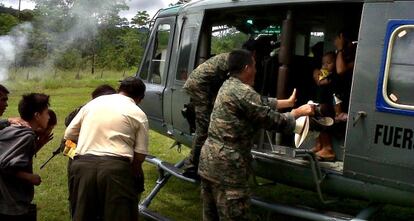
[312,51,336,161]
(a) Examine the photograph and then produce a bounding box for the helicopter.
[135,0,414,220]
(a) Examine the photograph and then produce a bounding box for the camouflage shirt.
[183,53,230,103]
[198,77,295,187]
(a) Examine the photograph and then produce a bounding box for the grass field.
[2,69,414,221]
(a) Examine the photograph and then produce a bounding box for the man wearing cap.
[64,77,148,221]
[198,49,314,220]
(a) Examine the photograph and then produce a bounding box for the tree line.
[0,0,152,74]
[0,0,250,76]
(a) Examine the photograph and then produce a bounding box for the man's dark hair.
[242,38,257,52]
[118,77,146,100]
[0,84,9,95]
[243,37,275,56]
[91,84,116,99]
[337,26,358,41]
[48,109,57,127]
[228,49,254,76]
[18,93,50,121]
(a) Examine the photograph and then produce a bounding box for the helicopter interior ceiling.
[207,3,362,35]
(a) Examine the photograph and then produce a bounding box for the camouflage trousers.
[184,101,212,171]
[201,178,250,221]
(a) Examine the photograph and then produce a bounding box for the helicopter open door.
[163,13,204,145]
[138,18,176,134]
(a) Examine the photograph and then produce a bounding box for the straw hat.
[311,116,334,127]
[294,116,310,148]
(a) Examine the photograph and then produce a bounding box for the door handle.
[353,111,367,127]
[155,92,162,100]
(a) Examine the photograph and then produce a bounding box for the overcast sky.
[0,0,177,20]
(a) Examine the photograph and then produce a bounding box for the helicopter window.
[149,24,171,85]
[176,26,197,81]
[211,25,249,55]
[382,25,414,110]
[139,40,152,81]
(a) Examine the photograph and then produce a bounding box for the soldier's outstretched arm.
[290,104,315,118]
[241,88,295,133]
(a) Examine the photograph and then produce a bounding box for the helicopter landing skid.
[251,196,382,221]
[139,155,199,221]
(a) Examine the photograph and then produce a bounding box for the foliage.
[0,2,149,73]
[131,10,150,28]
[0,13,19,35]
[54,48,82,70]
[211,27,249,54]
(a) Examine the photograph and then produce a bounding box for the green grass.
[1,69,414,221]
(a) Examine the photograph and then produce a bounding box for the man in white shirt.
[64,77,149,221]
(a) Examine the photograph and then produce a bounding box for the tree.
[120,28,145,68]
[4,0,154,73]
[54,48,82,70]
[29,0,130,71]
[0,13,19,35]
[131,11,150,28]
[211,27,248,54]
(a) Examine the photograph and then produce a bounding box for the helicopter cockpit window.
[149,24,171,85]
[382,25,414,110]
[211,25,249,56]
[139,40,152,81]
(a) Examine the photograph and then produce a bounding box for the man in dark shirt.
[0,84,30,130]
[0,93,51,220]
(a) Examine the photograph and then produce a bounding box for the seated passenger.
[332,28,357,123]
[314,28,357,161]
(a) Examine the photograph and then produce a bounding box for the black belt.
[74,154,130,163]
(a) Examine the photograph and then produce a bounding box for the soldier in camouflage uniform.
[198,49,314,220]
[182,53,230,177]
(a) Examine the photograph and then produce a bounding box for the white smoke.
[32,1,127,70]
[0,23,32,82]
[53,3,100,50]
[0,1,129,80]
